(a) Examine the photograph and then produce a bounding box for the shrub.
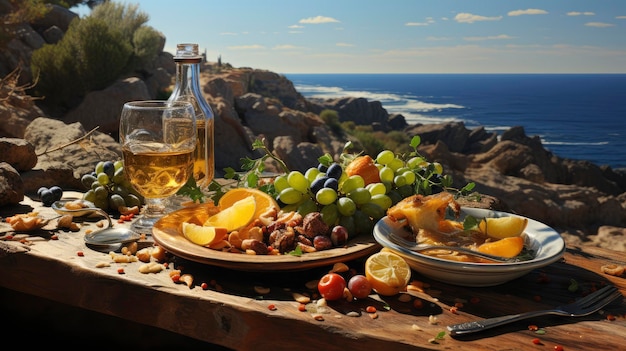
[320,109,343,135]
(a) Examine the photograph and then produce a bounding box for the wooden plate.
[152,203,380,271]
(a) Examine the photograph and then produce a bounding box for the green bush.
[320,109,343,135]
[30,2,159,110]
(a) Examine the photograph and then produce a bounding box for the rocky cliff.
[1,2,625,251]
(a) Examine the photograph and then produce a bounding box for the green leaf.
[287,245,303,256]
[317,153,333,167]
[224,167,237,180]
[463,215,480,230]
[176,177,205,203]
[410,135,421,149]
[251,139,265,149]
[435,331,446,340]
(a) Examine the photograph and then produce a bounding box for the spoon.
[84,227,142,247]
[387,232,517,263]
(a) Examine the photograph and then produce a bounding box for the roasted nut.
[601,264,625,276]
[136,248,152,262]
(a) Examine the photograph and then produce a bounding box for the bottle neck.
[172,59,202,96]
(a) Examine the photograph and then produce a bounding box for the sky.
[74,0,626,74]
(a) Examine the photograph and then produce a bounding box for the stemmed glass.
[119,100,196,235]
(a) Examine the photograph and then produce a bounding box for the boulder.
[0,162,23,206]
[0,137,37,171]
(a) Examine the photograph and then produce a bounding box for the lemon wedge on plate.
[204,195,256,232]
[182,223,227,246]
[478,216,528,240]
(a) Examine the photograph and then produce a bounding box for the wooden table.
[1,193,625,350]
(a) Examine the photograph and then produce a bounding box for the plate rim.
[151,205,381,271]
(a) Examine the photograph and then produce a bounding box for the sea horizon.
[286,73,626,170]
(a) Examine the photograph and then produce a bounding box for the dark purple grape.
[310,176,328,194]
[323,178,338,191]
[317,163,328,172]
[40,190,56,206]
[330,225,348,246]
[49,186,63,201]
[313,235,333,251]
[326,163,342,180]
[102,161,115,178]
[37,187,48,198]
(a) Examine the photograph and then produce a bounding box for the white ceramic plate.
[373,207,566,287]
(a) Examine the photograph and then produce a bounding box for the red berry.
[347,274,372,299]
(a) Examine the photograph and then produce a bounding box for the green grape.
[387,190,403,205]
[397,184,414,198]
[114,160,123,170]
[369,194,392,210]
[376,150,395,165]
[287,171,309,193]
[81,174,97,189]
[379,166,394,183]
[338,215,356,237]
[278,187,305,205]
[108,194,126,211]
[395,166,410,175]
[393,174,407,187]
[340,175,365,194]
[320,203,339,226]
[388,157,404,171]
[407,156,427,169]
[348,187,371,205]
[353,210,373,236]
[432,162,444,174]
[360,202,385,220]
[274,175,289,192]
[337,196,357,216]
[112,184,129,198]
[83,189,96,203]
[367,182,387,196]
[305,167,321,183]
[97,172,110,185]
[93,197,109,211]
[297,198,318,216]
[112,167,125,184]
[316,187,337,206]
[402,170,416,185]
[94,186,109,200]
[91,181,100,190]
[95,161,105,175]
[124,194,141,207]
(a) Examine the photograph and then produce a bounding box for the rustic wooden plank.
[0,192,624,350]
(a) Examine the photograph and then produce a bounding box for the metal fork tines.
[386,232,515,263]
[447,285,623,336]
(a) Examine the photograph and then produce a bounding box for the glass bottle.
[168,43,215,190]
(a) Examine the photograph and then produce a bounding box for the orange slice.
[477,236,525,258]
[182,223,228,246]
[478,216,528,240]
[218,188,279,219]
[365,251,412,296]
[204,195,256,232]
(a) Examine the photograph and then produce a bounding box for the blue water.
[285,74,626,170]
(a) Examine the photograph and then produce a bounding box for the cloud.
[228,44,265,50]
[616,16,626,19]
[405,17,435,26]
[567,11,595,16]
[508,9,548,16]
[273,45,303,50]
[336,42,354,47]
[426,36,453,41]
[219,32,238,36]
[455,13,502,23]
[585,22,614,27]
[288,25,304,29]
[464,34,515,41]
[299,16,340,24]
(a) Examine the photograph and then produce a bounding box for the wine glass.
[119,100,196,235]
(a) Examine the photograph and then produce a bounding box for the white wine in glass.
[119,100,196,235]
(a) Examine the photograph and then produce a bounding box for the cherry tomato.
[318,273,346,300]
[347,274,372,299]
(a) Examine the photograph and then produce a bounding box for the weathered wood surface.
[1,193,625,351]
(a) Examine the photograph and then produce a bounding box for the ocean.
[285,74,626,170]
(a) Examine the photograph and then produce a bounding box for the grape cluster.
[273,149,448,239]
[80,160,143,212]
[37,185,63,206]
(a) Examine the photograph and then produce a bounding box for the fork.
[386,232,516,263]
[447,285,623,336]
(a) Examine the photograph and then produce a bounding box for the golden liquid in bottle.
[193,118,214,188]
[123,145,194,199]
